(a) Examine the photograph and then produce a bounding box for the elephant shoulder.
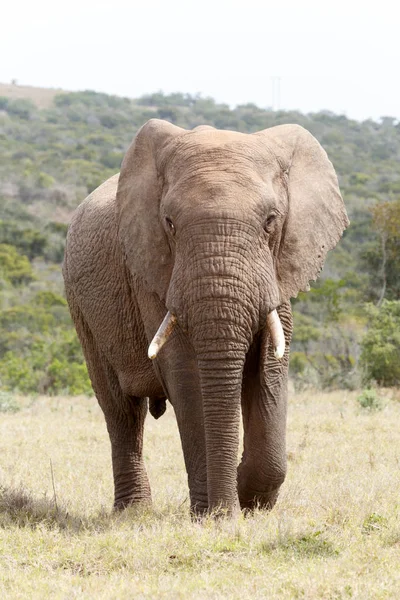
[70,173,120,232]
[64,174,121,285]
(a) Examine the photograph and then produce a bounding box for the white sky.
[2,0,399,121]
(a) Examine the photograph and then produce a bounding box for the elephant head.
[116,119,348,511]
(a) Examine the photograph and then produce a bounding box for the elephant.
[63,119,349,515]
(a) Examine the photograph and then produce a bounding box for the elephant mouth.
[148,309,285,360]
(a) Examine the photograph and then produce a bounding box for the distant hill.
[0,82,66,109]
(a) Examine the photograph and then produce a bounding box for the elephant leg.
[102,389,151,510]
[238,303,292,510]
[70,298,151,509]
[134,288,208,515]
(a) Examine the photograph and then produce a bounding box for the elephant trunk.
[190,315,249,513]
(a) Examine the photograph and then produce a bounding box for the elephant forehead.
[161,132,277,182]
[162,178,277,226]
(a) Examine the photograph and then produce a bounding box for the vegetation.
[360,301,400,386]
[1,87,400,392]
[0,391,399,598]
[356,387,383,411]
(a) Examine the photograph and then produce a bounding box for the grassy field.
[0,390,399,599]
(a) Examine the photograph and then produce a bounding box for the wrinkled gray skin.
[63,120,349,515]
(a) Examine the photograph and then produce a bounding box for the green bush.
[290,352,308,375]
[34,291,67,308]
[47,358,92,395]
[0,244,35,285]
[357,389,382,411]
[360,301,400,386]
[36,172,55,188]
[0,335,92,396]
[0,304,56,336]
[0,221,48,260]
[5,98,36,120]
[0,351,40,393]
[0,298,92,395]
[291,306,360,390]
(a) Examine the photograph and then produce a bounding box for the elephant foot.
[189,495,240,519]
[189,503,209,521]
[113,494,152,511]
[189,491,209,519]
[239,487,281,512]
[113,470,152,509]
[237,459,286,512]
[111,448,152,511]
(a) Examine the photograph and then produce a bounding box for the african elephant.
[63,119,348,515]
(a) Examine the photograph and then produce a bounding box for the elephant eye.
[263,213,276,233]
[165,217,176,236]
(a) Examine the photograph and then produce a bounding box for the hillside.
[0,82,66,109]
[0,87,400,393]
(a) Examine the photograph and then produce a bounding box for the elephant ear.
[258,124,349,301]
[116,119,184,300]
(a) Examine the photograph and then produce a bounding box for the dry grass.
[0,82,65,108]
[0,390,399,599]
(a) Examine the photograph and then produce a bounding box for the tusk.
[267,310,285,360]
[148,312,177,360]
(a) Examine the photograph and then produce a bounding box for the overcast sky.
[2,0,398,121]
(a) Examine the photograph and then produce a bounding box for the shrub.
[290,351,308,375]
[0,351,40,393]
[0,299,91,395]
[360,301,400,386]
[0,221,48,260]
[0,244,35,285]
[357,389,382,411]
[0,391,20,413]
[47,358,92,395]
[36,172,55,188]
[0,337,92,396]
[5,98,36,120]
[34,291,67,308]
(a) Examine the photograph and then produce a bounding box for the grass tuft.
[361,512,388,535]
[0,485,95,532]
[0,392,20,413]
[259,530,339,558]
